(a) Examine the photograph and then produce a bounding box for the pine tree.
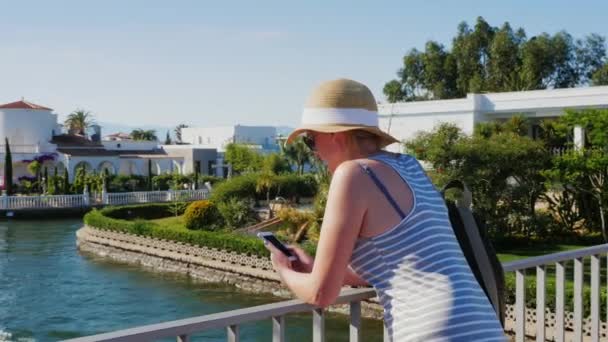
[44,167,49,193]
[4,137,13,195]
[63,169,70,194]
[147,159,153,191]
[164,131,172,145]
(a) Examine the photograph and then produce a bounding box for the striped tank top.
[350,153,506,342]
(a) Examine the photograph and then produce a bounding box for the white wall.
[182,125,278,151]
[182,126,235,150]
[102,141,159,151]
[0,108,57,152]
[377,86,608,150]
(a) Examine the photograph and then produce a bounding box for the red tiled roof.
[0,100,52,110]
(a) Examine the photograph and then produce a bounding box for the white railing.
[3,194,86,209]
[105,190,208,206]
[63,287,378,342]
[504,243,608,342]
[62,244,608,342]
[0,189,209,210]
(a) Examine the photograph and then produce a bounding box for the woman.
[267,79,505,341]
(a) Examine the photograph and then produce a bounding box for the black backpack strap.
[442,180,505,326]
[357,161,406,219]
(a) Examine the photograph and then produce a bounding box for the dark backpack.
[441,180,505,327]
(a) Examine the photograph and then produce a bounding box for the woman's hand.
[265,242,294,276]
[287,245,314,273]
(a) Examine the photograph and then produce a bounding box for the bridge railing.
[63,244,608,342]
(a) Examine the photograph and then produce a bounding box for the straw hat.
[286,78,398,147]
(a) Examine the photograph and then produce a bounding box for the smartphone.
[257,232,297,261]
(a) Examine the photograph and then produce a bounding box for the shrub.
[210,173,319,205]
[152,173,191,190]
[217,198,257,229]
[183,200,223,231]
[84,208,270,257]
[210,173,258,203]
[108,175,148,192]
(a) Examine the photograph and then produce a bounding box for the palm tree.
[130,129,158,141]
[174,124,189,144]
[64,109,95,135]
[282,137,313,175]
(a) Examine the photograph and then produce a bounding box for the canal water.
[0,219,383,341]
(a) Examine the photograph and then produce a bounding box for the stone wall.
[76,226,383,319]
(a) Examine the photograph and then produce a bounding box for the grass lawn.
[150,215,188,231]
[497,244,586,263]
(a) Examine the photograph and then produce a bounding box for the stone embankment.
[76,226,383,319]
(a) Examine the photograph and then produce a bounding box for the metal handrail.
[63,244,608,342]
[502,243,608,272]
[63,287,376,342]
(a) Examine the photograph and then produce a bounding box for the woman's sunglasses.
[302,134,315,151]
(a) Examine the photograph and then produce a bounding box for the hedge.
[84,206,269,257]
[100,203,189,220]
[210,173,318,203]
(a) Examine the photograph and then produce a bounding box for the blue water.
[0,219,383,341]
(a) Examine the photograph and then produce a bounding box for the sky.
[1,0,607,132]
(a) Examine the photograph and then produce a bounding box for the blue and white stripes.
[350,154,505,341]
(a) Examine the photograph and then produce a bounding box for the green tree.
[27,160,42,193]
[224,143,263,174]
[384,17,607,102]
[130,129,157,141]
[592,63,608,85]
[547,149,608,241]
[263,153,291,174]
[406,119,551,237]
[64,109,94,135]
[164,130,172,144]
[63,169,70,194]
[4,137,13,194]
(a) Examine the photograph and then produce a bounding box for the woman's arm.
[271,161,368,307]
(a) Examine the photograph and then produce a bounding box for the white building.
[378,86,608,152]
[181,125,278,152]
[0,99,222,187]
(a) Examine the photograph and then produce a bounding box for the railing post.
[536,265,545,342]
[313,308,325,342]
[349,301,361,342]
[555,261,565,342]
[1,191,7,210]
[227,324,239,342]
[272,315,285,342]
[383,323,389,342]
[590,255,600,342]
[82,185,90,207]
[515,269,526,342]
[573,257,583,342]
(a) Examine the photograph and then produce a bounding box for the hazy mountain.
[97,122,294,139]
[98,122,174,138]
